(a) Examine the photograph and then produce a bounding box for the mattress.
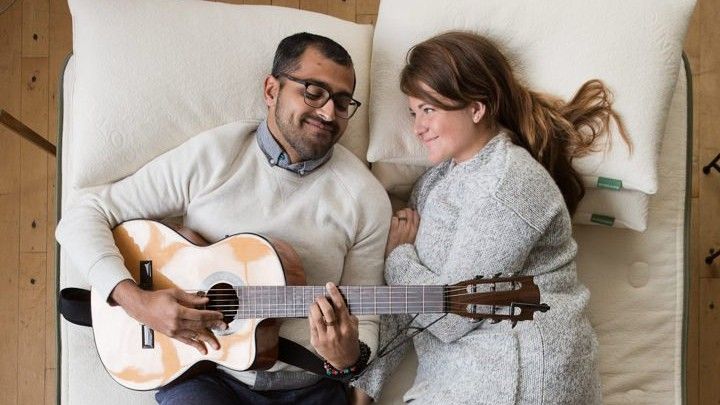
[56,54,690,404]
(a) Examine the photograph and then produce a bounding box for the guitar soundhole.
[206,282,238,324]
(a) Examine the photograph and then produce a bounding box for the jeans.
[155,369,348,405]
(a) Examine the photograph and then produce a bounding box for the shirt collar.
[256,120,333,176]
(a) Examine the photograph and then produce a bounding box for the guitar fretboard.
[207,286,446,319]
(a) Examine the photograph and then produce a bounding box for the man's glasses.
[275,73,361,119]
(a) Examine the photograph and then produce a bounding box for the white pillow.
[366,0,695,194]
[68,0,373,187]
[574,189,649,232]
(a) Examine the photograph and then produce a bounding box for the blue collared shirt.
[256,120,333,176]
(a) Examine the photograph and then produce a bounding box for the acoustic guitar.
[92,219,548,390]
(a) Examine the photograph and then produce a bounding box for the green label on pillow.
[591,214,615,226]
[597,177,623,190]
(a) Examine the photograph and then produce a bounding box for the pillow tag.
[597,177,623,190]
[591,214,616,226]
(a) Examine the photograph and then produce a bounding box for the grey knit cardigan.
[352,132,601,404]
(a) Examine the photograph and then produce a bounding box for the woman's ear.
[471,101,487,124]
[263,75,279,108]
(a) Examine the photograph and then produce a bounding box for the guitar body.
[91,220,305,390]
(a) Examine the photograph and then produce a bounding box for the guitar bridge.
[140,260,154,349]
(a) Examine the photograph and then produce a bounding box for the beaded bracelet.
[323,341,371,381]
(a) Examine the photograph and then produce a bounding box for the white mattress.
[57,55,689,404]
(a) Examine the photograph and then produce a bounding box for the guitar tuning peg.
[493,272,502,278]
[475,275,484,279]
[511,320,518,328]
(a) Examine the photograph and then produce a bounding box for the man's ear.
[264,74,279,108]
[471,101,487,124]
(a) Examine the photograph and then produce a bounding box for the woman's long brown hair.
[400,31,632,215]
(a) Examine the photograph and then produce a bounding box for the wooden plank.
[244,0,272,4]
[699,278,720,404]
[0,1,23,403]
[48,0,71,148]
[695,0,720,403]
[272,0,299,8]
[356,0,378,15]
[20,57,49,255]
[44,368,56,405]
[45,152,57,377]
[327,0,355,22]
[0,213,20,405]
[17,253,46,405]
[696,0,720,154]
[355,14,376,25]
[697,0,720,280]
[687,198,700,405]
[0,0,22,112]
[18,55,49,405]
[22,0,50,58]
[699,146,720,280]
[300,0,327,14]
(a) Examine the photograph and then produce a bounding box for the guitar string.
[201,290,511,299]
[197,286,510,295]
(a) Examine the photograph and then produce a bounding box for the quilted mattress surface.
[58,57,689,404]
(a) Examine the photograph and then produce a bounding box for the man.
[56,32,391,404]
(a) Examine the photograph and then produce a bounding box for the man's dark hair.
[271,32,354,79]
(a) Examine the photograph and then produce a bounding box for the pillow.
[68,0,373,187]
[366,0,695,194]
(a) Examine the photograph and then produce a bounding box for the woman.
[351,31,630,404]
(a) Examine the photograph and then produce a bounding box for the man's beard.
[274,100,340,162]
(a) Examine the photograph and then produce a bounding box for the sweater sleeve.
[384,197,542,343]
[339,180,392,362]
[351,314,412,401]
[56,128,244,301]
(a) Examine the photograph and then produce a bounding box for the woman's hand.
[385,208,420,258]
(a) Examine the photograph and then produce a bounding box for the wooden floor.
[0,0,717,404]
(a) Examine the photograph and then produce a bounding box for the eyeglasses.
[275,73,362,119]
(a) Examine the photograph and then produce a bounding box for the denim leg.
[258,377,348,405]
[155,371,239,405]
[157,370,348,405]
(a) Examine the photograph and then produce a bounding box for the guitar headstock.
[445,274,549,326]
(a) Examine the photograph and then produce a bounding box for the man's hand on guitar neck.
[110,279,227,355]
[309,282,361,370]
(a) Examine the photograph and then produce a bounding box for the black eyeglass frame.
[274,73,362,119]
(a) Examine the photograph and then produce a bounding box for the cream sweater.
[56,120,391,387]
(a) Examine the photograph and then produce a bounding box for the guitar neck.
[219,285,446,318]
